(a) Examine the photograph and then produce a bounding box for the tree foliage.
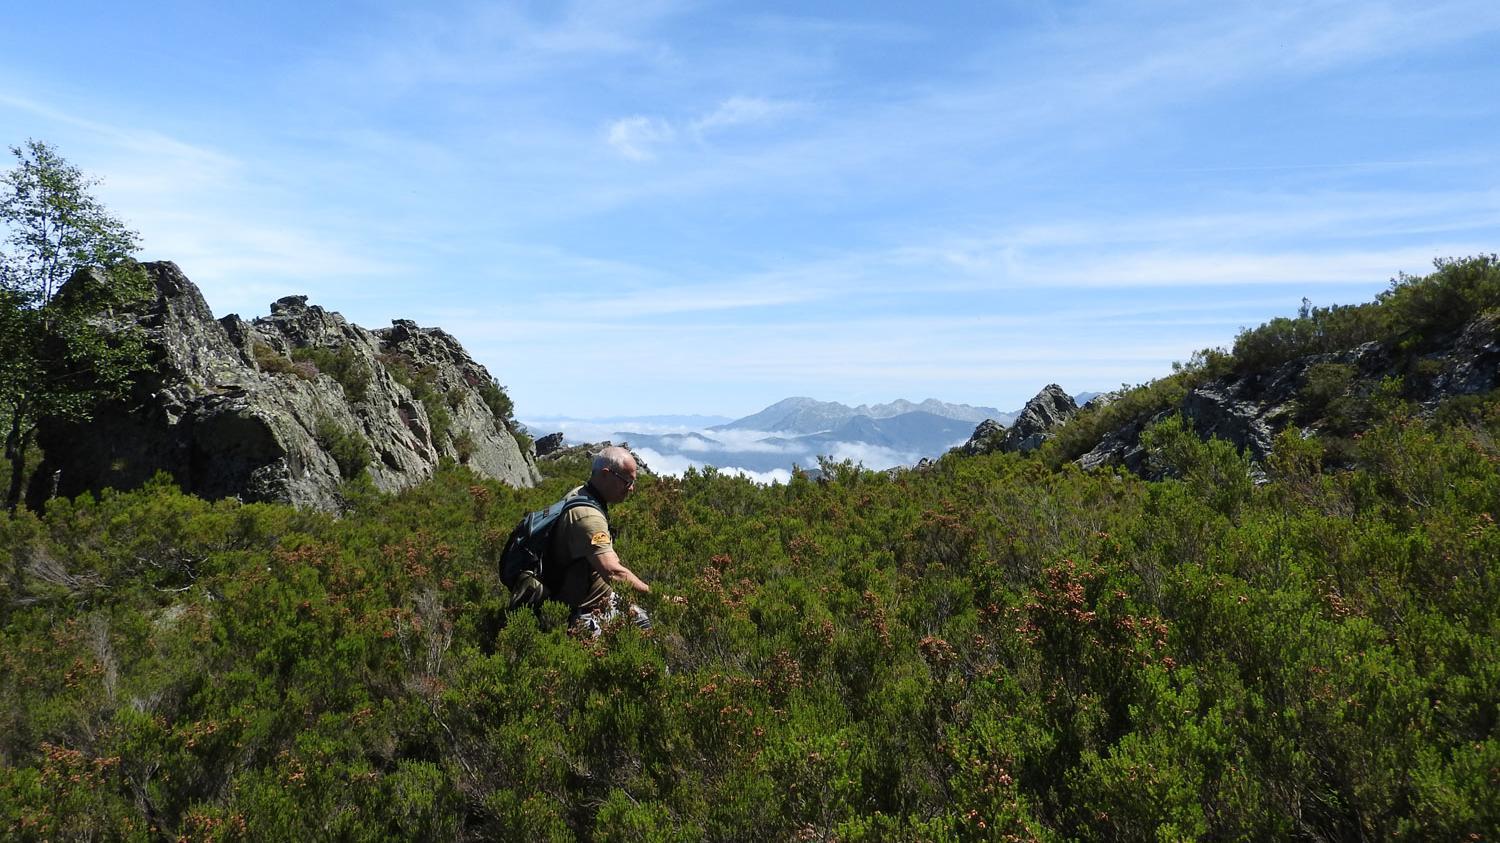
[0,140,141,305]
[0,141,149,512]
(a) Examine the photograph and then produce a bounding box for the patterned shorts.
[571,592,652,638]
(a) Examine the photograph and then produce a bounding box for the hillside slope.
[2,257,1495,840]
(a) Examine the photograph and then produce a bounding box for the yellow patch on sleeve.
[589,531,611,547]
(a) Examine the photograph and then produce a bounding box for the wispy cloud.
[605,116,676,161]
[0,92,240,176]
[1031,247,1481,289]
[299,1,685,95]
[691,96,801,133]
[0,94,413,317]
[606,95,802,160]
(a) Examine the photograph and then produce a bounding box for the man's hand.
[508,573,545,609]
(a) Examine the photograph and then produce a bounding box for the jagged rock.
[1077,420,1151,474]
[1074,311,1497,474]
[32,261,539,511]
[1077,352,1354,473]
[956,418,1006,456]
[533,439,651,476]
[952,385,1080,457]
[534,432,567,458]
[1082,391,1121,412]
[535,440,606,463]
[1426,311,1500,400]
[1001,384,1078,454]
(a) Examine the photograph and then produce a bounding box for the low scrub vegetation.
[2,390,1496,840]
[380,352,453,447]
[250,341,313,381]
[2,258,1496,840]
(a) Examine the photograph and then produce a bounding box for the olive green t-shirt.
[549,485,613,613]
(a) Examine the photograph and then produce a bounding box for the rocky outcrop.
[956,418,1006,456]
[1077,346,1382,473]
[1424,311,1500,402]
[954,385,1080,457]
[1082,391,1121,412]
[1075,312,1500,473]
[533,432,567,458]
[1001,385,1077,454]
[33,262,539,511]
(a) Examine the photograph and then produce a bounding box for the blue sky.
[3,1,1497,419]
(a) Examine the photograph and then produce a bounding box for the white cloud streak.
[691,96,801,133]
[605,116,676,161]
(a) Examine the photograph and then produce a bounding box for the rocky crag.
[956,384,1078,456]
[953,307,1498,475]
[1074,311,1500,474]
[34,262,539,511]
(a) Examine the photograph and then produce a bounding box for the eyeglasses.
[610,469,637,489]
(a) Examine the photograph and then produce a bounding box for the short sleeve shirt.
[549,485,613,613]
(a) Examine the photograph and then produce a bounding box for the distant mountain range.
[713,396,1013,434]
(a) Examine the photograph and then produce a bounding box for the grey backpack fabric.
[499,490,603,599]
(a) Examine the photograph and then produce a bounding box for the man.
[547,445,652,636]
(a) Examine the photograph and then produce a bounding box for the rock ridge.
[33,261,539,511]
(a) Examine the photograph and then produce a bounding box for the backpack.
[499,490,604,595]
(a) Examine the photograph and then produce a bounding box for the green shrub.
[1296,361,1357,423]
[424,399,452,447]
[1140,413,1253,519]
[378,352,453,446]
[291,345,370,402]
[478,380,514,422]
[252,341,313,380]
[453,430,476,464]
[314,415,372,480]
[1380,254,1500,341]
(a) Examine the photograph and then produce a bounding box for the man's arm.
[589,549,650,594]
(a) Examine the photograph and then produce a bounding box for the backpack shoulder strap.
[560,494,603,516]
[560,485,606,516]
[525,490,603,543]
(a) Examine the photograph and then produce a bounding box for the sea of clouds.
[521,417,928,484]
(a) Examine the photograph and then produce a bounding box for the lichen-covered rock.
[34,262,538,511]
[955,418,1006,456]
[1426,311,1500,400]
[1001,384,1077,454]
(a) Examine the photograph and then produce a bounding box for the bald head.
[591,446,639,503]
[592,446,635,476]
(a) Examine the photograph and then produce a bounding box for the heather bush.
[291,345,370,402]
